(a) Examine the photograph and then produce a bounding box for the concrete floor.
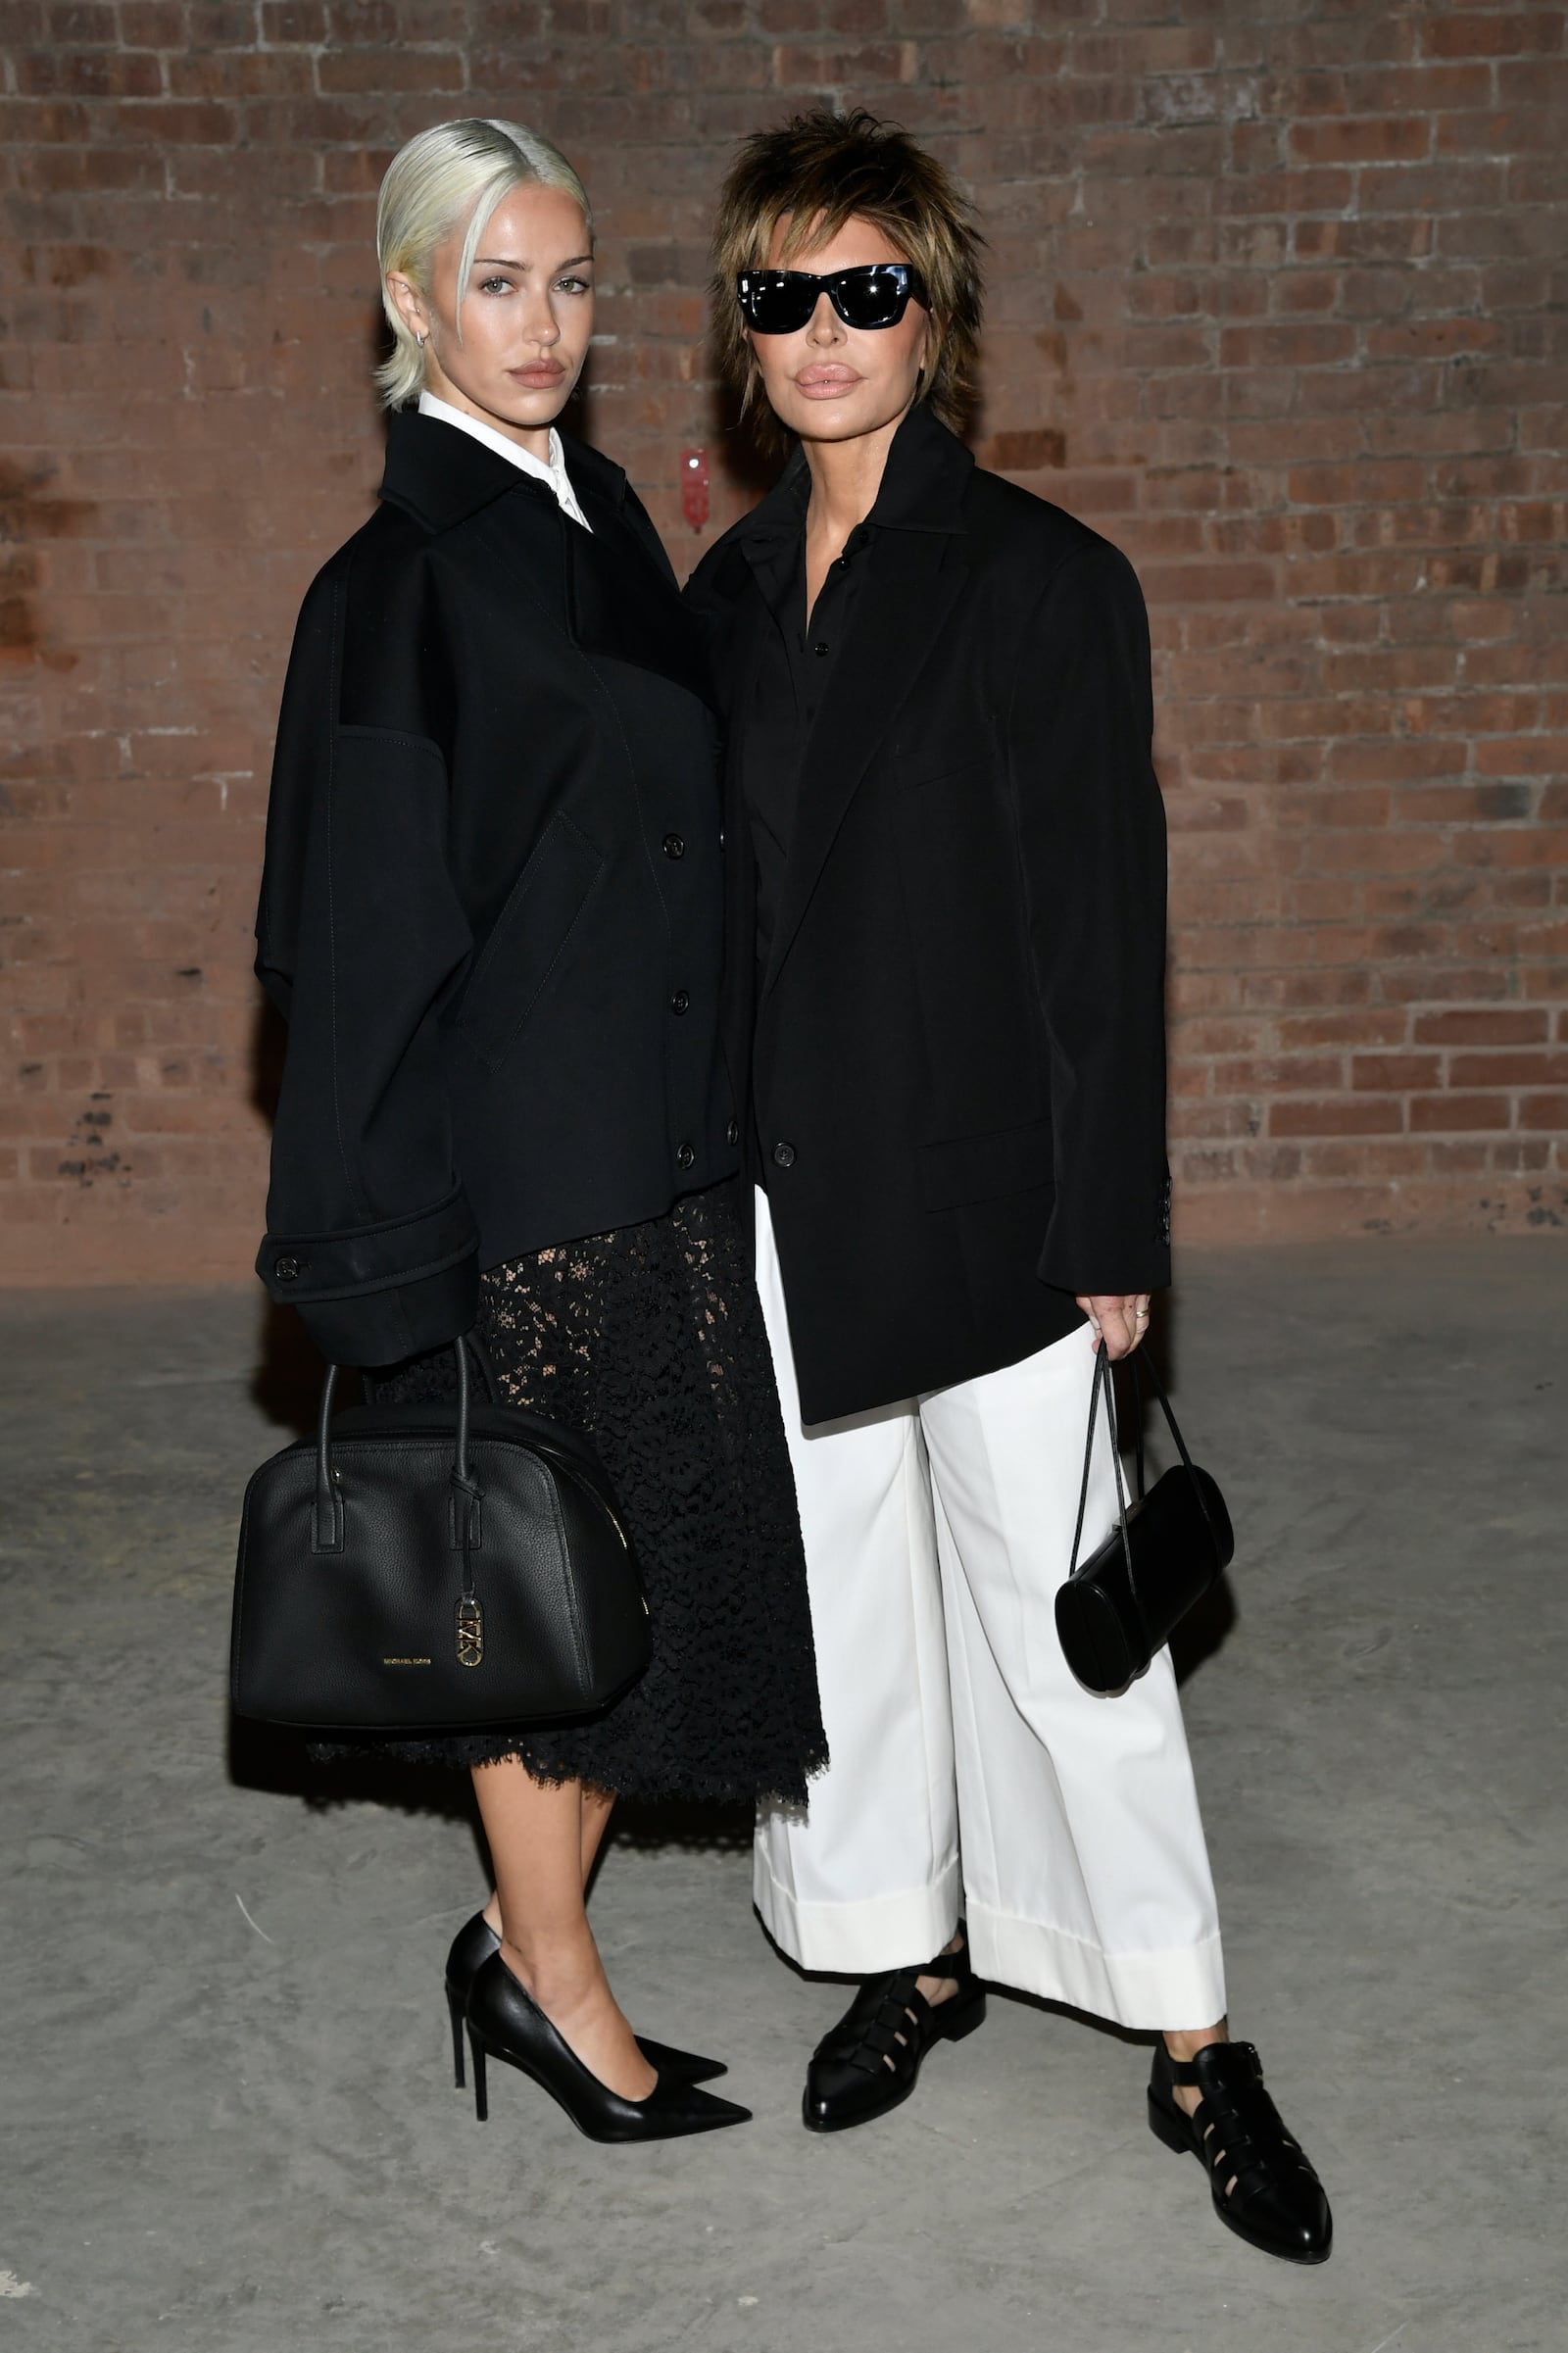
[1,1241,1565,2353]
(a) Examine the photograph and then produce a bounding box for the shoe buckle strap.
[1168,2038,1263,2089]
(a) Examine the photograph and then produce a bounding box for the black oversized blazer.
[685,403,1172,1426]
[255,412,736,1367]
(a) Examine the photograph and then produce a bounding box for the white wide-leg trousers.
[754,1191,1226,2030]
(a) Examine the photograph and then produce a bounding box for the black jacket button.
[771,1140,796,1170]
[670,989,690,1015]
[676,1142,695,1170]
[725,1118,740,1149]
[662,833,685,859]
[273,1254,304,1283]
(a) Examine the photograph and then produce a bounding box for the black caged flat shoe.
[1148,2039,1333,2265]
[464,1952,751,2143]
[803,1927,987,2134]
[443,1912,727,2088]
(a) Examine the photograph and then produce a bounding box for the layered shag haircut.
[711,108,985,444]
[375,117,593,409]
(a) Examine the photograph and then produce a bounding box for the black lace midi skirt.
[357,1178,826,1805]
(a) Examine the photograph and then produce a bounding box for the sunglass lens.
[833,269,908,327]
[739,274,811,333]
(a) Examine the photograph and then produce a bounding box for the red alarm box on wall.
[681,447,709,533]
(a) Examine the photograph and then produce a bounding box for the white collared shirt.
[416,389,592,532]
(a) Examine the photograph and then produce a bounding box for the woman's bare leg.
[471,1758,655,2100]
[580,1784,615,1884]
[481,1782,615,1927]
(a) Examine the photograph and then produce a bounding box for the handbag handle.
[1067,1341,1137,1593]
[1124,1345,1196,1483]
[312,1336,483,1571]
[1065,1335,1219,1593]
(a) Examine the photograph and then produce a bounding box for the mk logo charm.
[456,1592,484,1669]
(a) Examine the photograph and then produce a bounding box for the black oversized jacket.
[685,403,1171,1425]
[255,413,735,1365]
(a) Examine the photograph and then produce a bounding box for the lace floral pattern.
[358,1179,826,1804]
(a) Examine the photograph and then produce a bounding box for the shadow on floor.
[227,1713,475,1820]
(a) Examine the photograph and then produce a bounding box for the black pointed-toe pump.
[464,1951,751,2142]
[443,1913,727,2088]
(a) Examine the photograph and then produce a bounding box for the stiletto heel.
[465,1953,750,2143]
[467,2025,488,2124]
[443,1911,727,2084]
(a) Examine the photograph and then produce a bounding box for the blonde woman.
[255,118,823,2141]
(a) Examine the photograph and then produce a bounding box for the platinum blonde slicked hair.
[375,117,593,409]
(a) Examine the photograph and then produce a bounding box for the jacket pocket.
[917,1118,1054,1212]
[887,711,997,796]
[456,811,605,1075]
[889,751,990,798]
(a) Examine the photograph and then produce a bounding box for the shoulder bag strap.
[1126,1344,1195,1475]
[1066,1342,1136,1594]
[1126,1344,1225,1563]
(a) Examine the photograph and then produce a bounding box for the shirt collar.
[416,391,591,531]
[739,400,973,548]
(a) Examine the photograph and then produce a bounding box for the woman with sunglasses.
[686,109,1331,2263]
[255,117,823,2142]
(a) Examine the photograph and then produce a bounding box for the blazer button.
[771,1140,796,1170]
[670,989,690,1015]
[676,1142,695,1170]
[725,1118,740,1148]
[662,832,685,859]
[273,1254,305,1283]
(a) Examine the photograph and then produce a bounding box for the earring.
[415,331,427,350]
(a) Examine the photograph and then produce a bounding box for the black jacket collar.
[378,408,628,536]
[740,400,973,549]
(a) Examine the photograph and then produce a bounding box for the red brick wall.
[2,0,1565,1283]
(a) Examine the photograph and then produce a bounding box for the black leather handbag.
[1054,1344,1234,1695]
[230,1340,651,1734]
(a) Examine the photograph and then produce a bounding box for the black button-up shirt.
[739,479,873,980]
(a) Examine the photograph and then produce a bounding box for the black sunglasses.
[736,264,929,335]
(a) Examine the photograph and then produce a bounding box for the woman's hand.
[1076,1293,1152,1359]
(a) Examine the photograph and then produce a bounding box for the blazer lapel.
[760,523,968,1002]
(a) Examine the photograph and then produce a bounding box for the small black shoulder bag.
[1054,1344,1234,1695]
[231,1339,651,1735]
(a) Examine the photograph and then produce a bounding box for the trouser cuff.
[754,1847,962,1976]
[967,1900,1227,2030]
